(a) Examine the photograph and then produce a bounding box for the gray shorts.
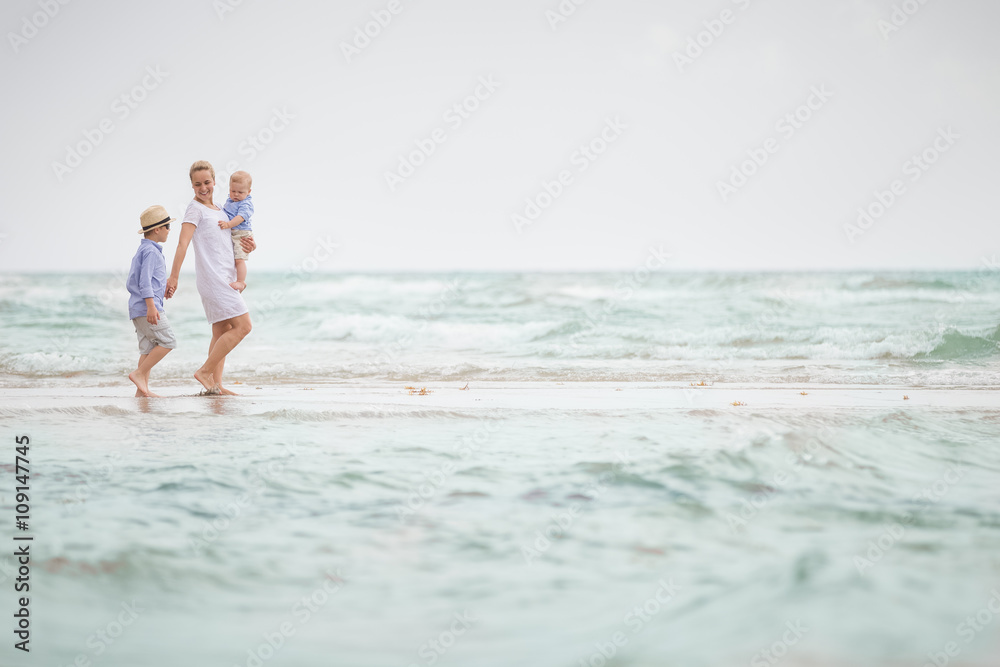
[232,230,253,261]
[132,313,177,355]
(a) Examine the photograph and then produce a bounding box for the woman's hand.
[165,276,178,299]
[240,236,257,254]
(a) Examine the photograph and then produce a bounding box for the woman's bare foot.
[230,281,246,292]
[218,385,239,396]
[129,370,151,397]
[194,369,218,393]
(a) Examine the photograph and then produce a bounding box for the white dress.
[183,200,249,324]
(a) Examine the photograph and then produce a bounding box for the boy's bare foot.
[230,281,246,292]
[194,369,218,394]
[129,370,151,397]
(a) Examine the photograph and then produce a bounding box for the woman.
[165,160,256,395]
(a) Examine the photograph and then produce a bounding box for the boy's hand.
[146,309,160,325]
[218,220,232,230]
[165,277,177,298]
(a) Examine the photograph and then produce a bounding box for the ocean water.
[2,271,1000,386]
[1,271,999,666]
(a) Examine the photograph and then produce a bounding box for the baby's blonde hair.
[189,160,215,182]
[231,170,252,187]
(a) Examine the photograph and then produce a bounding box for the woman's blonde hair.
[189,160,215,182]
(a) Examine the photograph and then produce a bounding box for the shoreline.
[2,381,997,412]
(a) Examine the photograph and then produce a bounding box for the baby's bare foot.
[230,281,246,292]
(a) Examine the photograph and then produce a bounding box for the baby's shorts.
[232,230,253,261]
[132,313,177,355]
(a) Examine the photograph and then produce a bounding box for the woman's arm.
[165,222,196,299]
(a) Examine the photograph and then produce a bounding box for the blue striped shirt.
[126,239,166,319]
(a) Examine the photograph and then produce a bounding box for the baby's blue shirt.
[223,195,253,231]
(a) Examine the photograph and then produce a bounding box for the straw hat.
[138,205,176,234]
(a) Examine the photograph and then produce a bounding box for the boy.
[218,170,254,292]
[127,205,177,397]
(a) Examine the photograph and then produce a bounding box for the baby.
[218,170,254,292]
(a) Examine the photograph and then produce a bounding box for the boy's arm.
[166,223,196,298]
[138,253,157,306]
[137,254,160,324]
[144,297,159,325]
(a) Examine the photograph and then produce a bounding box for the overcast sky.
[0,0,997,272]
